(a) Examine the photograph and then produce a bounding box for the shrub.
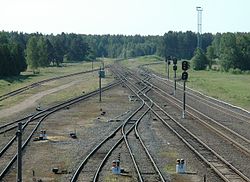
[228,68,242,74]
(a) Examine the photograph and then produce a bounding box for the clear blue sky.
[1,0,249,35]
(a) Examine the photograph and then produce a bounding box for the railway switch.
[176,158,186,173]
[70,132,77,139]
[33,130,47,141]
[39,130,47,140]
[112,160,121,175]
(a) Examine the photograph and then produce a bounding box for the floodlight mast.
[196,7,203,49]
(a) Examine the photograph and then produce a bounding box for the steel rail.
[111,68,167,181]
[0,68,99,101]
[147,84,250,155]
[115,64,250,182]
[0,81,121,180]
[0,80,120,133]
[71,97,145,182]
[92,70,165,182]
[141,65,250,120]
[125,66,250,155]
[0,81,120,158]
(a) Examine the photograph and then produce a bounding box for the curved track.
[113,63,250,182]
[0,68,99,101]
[71,70,166,182]
[0,81,120,181]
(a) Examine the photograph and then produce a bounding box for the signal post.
[181,61,189,119]
[173,57,177,96]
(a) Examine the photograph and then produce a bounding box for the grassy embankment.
[122,56,250,111]
[0,59,114,108]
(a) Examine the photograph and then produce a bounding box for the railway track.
[0,68,99,102]
[141,65,250,122]
[0,80,120,181]
[112,64,250,182]
[71,71,166,182]
[71,102,147,182]
[125,67,250,155]
[1,62,249,182]
[120,79,165,182]
[145,80,250,155]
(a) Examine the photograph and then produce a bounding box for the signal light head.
[182,72,188,80]
[182,61,189,71]
[173,65,177,71]
[173,58,177,65]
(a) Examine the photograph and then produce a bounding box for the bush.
[228,68,242,74]
[244,70,250,75]
[191,48,208,70]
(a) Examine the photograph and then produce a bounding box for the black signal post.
[173,57,177,96]
[98,67,105,102]
[16,122,22,182]
[165,56,171,80]
[181,61,189,119]
[99,67,102,102]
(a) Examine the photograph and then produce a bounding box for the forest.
[0,31,250,77]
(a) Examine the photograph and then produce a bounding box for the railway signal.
[98,67,102,102]
[165,56,171,80]
[173,57,178,65]
[173,57,177,96]
[16,122,22,182]
[182,61,189,71]
[173,65,177,71]
[181,61,189,119]
[181,72,188,80]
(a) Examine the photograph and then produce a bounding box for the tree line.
[210,32,250,71]
[192,32,250,72]
[161,31,213,60]
[1,31,250,77]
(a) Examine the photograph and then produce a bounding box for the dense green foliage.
[192,48,208,70]
[1,30,250,77]
[161,31,213,59]
[82,34,160,58]
[209,32,250,71]
[0,32,27,76]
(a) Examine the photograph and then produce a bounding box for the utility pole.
[16,122,22,182]
[196,7,203,49]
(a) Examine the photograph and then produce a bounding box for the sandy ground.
[0,80,82,119]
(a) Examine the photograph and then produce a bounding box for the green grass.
[123,56,250,111]
[121,55,162,69]
[39,71,114,106]
[0,60,116,110]
[0,61,106,96]
[160,150,178,174]
[0,66,115,111]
